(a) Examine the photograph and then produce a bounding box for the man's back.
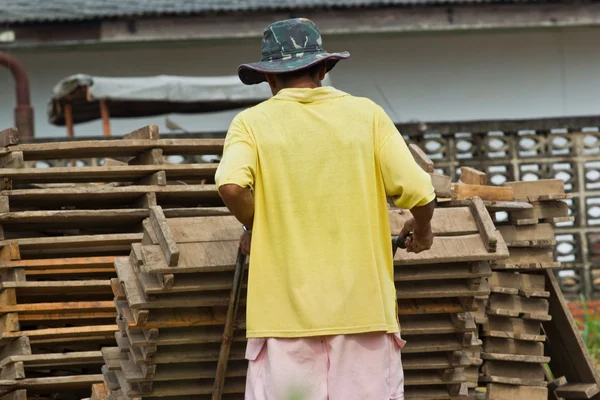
[216,86,435,338]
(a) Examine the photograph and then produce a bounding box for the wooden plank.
[405,369,466,385]
[469,196,498,252]
[0,209,150,227]
[124,125,160,140]
[497,223,556,247]
[395,261,492,282]
[0,325,117,343]
[409,144,434,173]
[0,351,103,368]
[397,298,474,315]
[480,360,546,386]
[487,293,550,320]
[555,384,600,399]
[389,207,478,236]
[544,270,600,399]
[0,337,30,362]
[129,148,163,166]
[394,234,508,265]
[3,138,224,160]
[0,164,217,184]
[483,337,544,356]
[0,301,115,314]
[0,129,18,148]
[4,185,220,208]
[5,234,141,252]
[488,271,548,297]
[461,167,487,185]
[493,247,559,269]
[0,256,116,272]
[399,314,475,335]
[509,200,569,224]
[431,173,452,199]
[505,179,565,202]
[0,281,111,296]
[438,199,533,211]
[453,183,513,201]
[402,334,473,353]
[486,384,547,400]
[396,279,489,299]
[149,206,179,266]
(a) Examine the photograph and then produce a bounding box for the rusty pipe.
[0,52,34,140]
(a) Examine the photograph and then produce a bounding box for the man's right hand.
[400,218,433,254]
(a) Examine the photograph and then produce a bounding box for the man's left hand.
[240,230,252,256]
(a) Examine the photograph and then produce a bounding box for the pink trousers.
[245,331,406,400]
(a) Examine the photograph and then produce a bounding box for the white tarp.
[52,73,333,103]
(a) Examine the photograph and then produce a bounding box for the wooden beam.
[453,183,513,202]
[100,100,111,137]
[124,125,159,140]
[460,167,487,185]
[408,144,434,173]
[543,270,600,400]
[0,129,18,148]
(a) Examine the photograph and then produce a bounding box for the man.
[215,18,435,400]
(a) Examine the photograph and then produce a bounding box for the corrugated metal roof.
[0,0,546,24]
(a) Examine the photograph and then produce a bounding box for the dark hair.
[275,62,326,84]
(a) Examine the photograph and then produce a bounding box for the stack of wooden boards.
[97,195,508,400]
[443,166,600,400]
[0,126,228,400]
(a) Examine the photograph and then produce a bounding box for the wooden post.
[65,103,74,138]
[100,100,111,137]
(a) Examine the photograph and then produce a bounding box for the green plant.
[577,294,600,369]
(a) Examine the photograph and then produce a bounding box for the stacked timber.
[0,126,227,400]
[392,197,508,400]
[449,168,600,399]
[99,195,508,400]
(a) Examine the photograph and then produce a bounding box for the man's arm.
[400,199,435,253]
[219,184,254,229]
[214,114,257,255]
[376,107,436,253]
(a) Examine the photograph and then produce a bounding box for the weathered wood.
[2,138,224,160]
[487,293,550,320]
[438,200,533,211]
[505,179,565,202]
[483,337,544,356]
[0,129,19,148]
[136,171,167,186]
[0,337,30,363]
[124,125,160,140]
[544,270,600,400]
[461,167,487,185]
[399,314,475,335]
[395,261,492,282]
[405,369,466,386]
[402,334,475,353]
[389,207,477,236]
[129,148,164,166]
[509,200,569,224]
[431,173,452,198]
[488,271,548,297]
[469,196,497,252]
[149,206,179,266]
[493,247,559,269]
[396,279,489,299]
[480,360,546,386]
[555,383,600,399]
[0,164,218,184]
[394,234,508,265]
[497,223,556,247]
[486,384,547,400]
[453,183,513,201]
[408,144,434,173]
[0,209,150,227]
[4,185,221,209]
[0,152,23,169]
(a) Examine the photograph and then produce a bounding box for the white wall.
[1,26,600,138]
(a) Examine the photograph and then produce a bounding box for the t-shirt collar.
[273,86,348,103]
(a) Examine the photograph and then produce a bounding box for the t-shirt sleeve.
[376,107,436,209]
[215,114,257,190]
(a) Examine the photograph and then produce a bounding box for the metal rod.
[100,100,111,137]
[65,104,74,138]
[212,247,246,400]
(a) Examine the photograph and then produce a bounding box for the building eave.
[2,3,600,50]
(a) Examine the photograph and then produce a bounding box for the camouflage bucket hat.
[238,18,350,85]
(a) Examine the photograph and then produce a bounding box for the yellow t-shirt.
[215,86,435,338]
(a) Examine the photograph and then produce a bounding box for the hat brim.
[238,51,350,85]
